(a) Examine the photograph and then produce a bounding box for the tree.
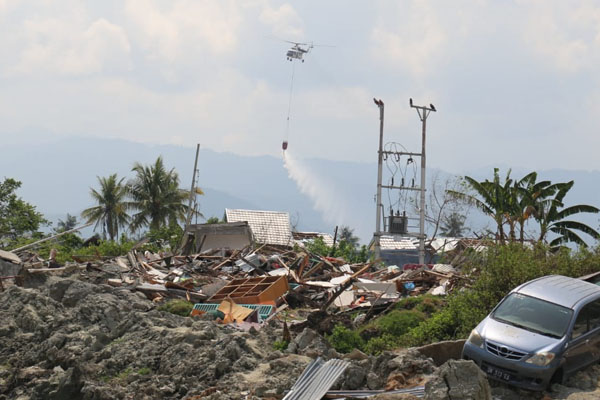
[417,173,470,241]
[449,168,600,247]
[0,178,48,244]
[55,213,78,233]
[81,174,130,241]
[534,180,600,248]
[448,168,512,243]
[338,226,359,248]
[128,157,190,231]
[440,212,467,237]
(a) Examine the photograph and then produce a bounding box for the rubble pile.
[0,271,436,399]
[3,245,600,399]
[1,243,465,324]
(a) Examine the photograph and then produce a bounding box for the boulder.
[425,359,491,400]
[415,340,466,367]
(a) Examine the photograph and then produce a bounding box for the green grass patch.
[326,295,445,355]
[158,300,194,317]
[272,340,289,351]
[115,368,132,381]
[137,367,151,376]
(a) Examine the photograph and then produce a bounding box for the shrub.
[327,325,365,353]
[364,333,398,355]
[375,310,426,337]
[394,295,445,315]
[401,243,600,346]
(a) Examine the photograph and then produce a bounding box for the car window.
[572,309,588,339]
[492,293,572,338]
[572,299,600,339]
[588,300,600,330]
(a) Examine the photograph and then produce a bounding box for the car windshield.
[492,293,573,339]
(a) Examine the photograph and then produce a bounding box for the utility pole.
[179,143,200,252]
[373,98,384,260]
[409,99,436,264]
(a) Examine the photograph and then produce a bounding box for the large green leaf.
[549,226,587,248]
[550,220,600,239]
[556,205,600,220]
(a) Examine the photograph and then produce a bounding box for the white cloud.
[520,1,600,72]
[370,1,447,78]
[259,3,304,40]
[10,16,131,76]
[4,1,600,172]
[124,0,242,63]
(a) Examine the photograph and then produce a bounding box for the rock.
[424,359,491,400]
[344,348,369,361]
[46,278,74,302]
[367,371,384,390]
[342,365,367,389]
[415,340,466,367]
[289,328,331,357]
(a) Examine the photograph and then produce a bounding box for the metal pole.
[373,99,384,260]
[12,222,93,252]
[419,113,427,264]
[410,99,436,265]
[184,143,200,229]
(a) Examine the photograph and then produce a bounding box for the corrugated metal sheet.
[379,235,418,250]
[293,232,335,247]
[325,386,425,398]
[226,209,293,246]
[283,357,350,400]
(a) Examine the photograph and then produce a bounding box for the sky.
[2,1,600,173]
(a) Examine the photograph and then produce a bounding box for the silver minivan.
[462,275,600,390]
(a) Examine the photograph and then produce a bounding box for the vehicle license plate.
[485,365,512,381]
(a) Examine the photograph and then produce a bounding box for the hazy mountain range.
[2,136,599,244]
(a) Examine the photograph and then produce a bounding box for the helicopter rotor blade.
[283,40,309,46]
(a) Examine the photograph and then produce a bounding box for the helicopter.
[285,41,313,62]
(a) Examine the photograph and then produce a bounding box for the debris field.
[1,239,600,399]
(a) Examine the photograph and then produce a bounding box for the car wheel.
[550,368,564,385]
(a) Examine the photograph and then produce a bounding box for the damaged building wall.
[182,222,253,254]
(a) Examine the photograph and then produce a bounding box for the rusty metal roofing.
[225,209,293,247]
[282,357,350,400]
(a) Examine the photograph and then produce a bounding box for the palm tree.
[440,212,467,237]
[534,180,600,248]
[55,213,78,233]
[81,174,130,241]
[128,157,190,232]
[339,226,359,248]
